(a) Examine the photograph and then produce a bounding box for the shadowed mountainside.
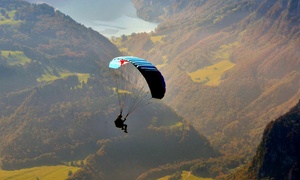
[70,124,219,180]
[225,100,300,180]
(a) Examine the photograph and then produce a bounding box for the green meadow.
[170,122,184,131]
[37,68,90,86]
[0,165,80,180]
[188,60,235,86]
[1,51,31,66]
[0,10,22,25]
[188,42,238,86]
[158,171,213,180]
[112,87,132,94]
[1,50,90,87]
[150,35,165,43]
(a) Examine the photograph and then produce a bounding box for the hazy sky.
[24,0,158,37]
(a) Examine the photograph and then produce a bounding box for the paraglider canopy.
[109,56,166,99]
[109,56,166,116]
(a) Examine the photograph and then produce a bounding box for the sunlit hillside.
[116,0,300,160]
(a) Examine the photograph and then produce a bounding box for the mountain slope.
[0,2,218,179]
[0,0,120,92]
[225,100,300,180]
[123,0,300,157]
[70,124,219,180]
[0,0,121,168]
[250,100,300,180]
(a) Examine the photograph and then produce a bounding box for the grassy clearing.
[37,68,90,87]
[6,10,17,19]
[0,10,22,25]
[37,72,59,82]
[112,87,132,94]
[119,47,131,55]
[0,18,21,25]
[188,60,235,86]
[170,122,184,131]
[150,35,164,43]
[77,73,90,84]
[158,171,213,180]
[1,51,31,65]
[188,42,238,86]
[156,55,168,69]
[0,165,80,180]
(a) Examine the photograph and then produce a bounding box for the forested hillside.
[248,100,300,180]
[120,0,300,158]
[0,0,120,168]
[0,0,119,92]
[0,1,219,179]
[70,124,219,180]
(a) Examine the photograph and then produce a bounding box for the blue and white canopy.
[109,56,166,99]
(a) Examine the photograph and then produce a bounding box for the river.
[25,0,158,38]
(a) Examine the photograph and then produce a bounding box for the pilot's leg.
[124,124,128,133]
